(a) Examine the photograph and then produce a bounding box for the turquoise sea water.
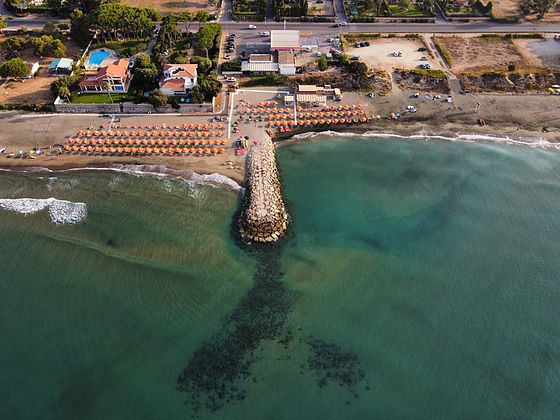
[1,136,560,419]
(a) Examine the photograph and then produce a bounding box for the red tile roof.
[160,78,186,91]
[163,64,198,79]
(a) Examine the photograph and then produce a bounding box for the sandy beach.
[1,89,559,186]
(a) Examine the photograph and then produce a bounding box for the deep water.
[1,136,560,419]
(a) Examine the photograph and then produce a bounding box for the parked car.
[248,25,257,29]
[327,37,334,42]
[420,56,428,61]
[226,48,234,53]
[364,41,370,46]
[224,55,232,60]
[393,51,402,57]
[316,51,322,57]
[351,56,359,61]
[418,47,427,52]
[339,21,347,25]
[259,31,270,37]
[360,42,367,47]
[227,77,236,82]
[355,42,361,48]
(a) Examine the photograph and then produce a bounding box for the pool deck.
[85,48,119,70]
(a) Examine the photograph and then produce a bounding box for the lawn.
[70,92,135,104]
[91,39,150,57]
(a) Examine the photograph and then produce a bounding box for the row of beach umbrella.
[269,117,368,127]
[76,130,224,137]
[63,145,226,155]
[66,138,228,146]
[105,123,224,130]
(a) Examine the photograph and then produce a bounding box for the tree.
[338,54,350,66]
[179,10,193,30]
[0,14,7,32]
[148,89,168,107]
[51,74,80,97]
[399,0,412,11]
[349,61,368,76]
[0,37,26,58]
[133,67,159,90]
[420,0,434,12]
[31,35,67,58]
[58,85,71,100]
[42,22,57,35]
[195,10,210,29]
[103,81,113,103]
[189,85,205,103]
[195,24,220,59]
[0,58,29,78]
[190,56,212,74]
[524,0,555,18]
[198,74,221,101]
[317,56,327,71]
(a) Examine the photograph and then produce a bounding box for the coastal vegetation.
[0,57,29,77]
[345,0,434,21]
[232,0,266,20]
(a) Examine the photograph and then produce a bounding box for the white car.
[248,25,257,29]
[224,55,231,60]
[227,77,236,82]
[316,51,322,57]
[339,21,347,26]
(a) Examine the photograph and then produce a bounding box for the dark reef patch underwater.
[177,191,368,415]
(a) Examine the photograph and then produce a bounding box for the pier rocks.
[238,138,288,243]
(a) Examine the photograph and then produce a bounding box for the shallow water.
[1,136,560,419]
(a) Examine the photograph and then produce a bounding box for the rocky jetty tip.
[238,138,288,243]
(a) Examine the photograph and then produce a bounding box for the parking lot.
[345,38,444,72]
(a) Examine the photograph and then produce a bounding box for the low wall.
[54,98,213,114]
[54,101,121,114]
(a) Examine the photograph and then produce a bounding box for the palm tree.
[103,81,114,103]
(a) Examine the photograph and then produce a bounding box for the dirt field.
[345,38,443,73]
[308,0,335,16]
[0,38,82,104]
[436,36,533,73]
[120,0,218,14]
[515,38,560,68]
[491,0,560,22]
[491,0,522,20]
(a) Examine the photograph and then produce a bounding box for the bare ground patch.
[436,36,532,73]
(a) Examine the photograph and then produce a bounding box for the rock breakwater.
[238,138,288,243]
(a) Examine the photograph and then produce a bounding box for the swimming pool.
[88,50,110,66]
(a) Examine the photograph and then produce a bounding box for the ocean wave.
[285,130,560,150]
[0,197,87,225]
[0,164,243,193]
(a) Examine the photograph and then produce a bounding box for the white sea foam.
[0,197,87,225]
[286,130,560,150]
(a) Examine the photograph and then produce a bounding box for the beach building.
[278,51,296,75]
[241,54,279,73]
[159,64,198,95]
[296,84,341,105]
[78,58,131,93]
[270,30,302,51]
[48,58,73,75]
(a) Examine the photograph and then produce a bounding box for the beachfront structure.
[241,51,296,75]
[296,84,342,105]
[270,30,302,51]
[159,64,198,95]
[78,58,131,93]
[241,54,279,73]
[48,58,73,75]
[278,50,296,75]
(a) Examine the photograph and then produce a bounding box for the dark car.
[364,41,370,46]
[351,56,359,61]
[418,47,427,52]
[360,42,367,47]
